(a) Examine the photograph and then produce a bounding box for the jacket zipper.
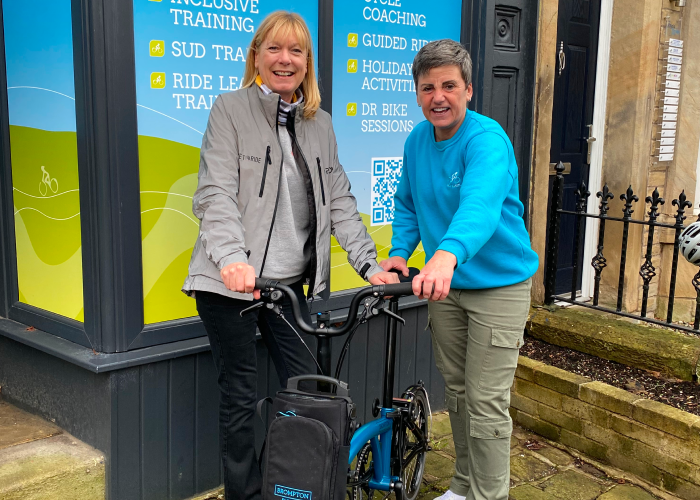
[316,157,326,206]
[259,98,284,277]
[288,121,319,298]
[259,145,271,197]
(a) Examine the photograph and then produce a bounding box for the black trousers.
[195,282,317,500]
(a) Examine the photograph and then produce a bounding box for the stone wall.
[510,356,700,500]
[528,0,558,304]
[656,0,700,324]
[588,0,661,312]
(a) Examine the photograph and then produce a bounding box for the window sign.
[2,0,84,321]
[133,0,318,324]
[330,0,462,291]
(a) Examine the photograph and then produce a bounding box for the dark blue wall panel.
[141,363,170,499]
[112,368,142,499]
[169,357,196,499]
[194,353,221,492]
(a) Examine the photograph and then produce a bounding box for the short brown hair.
[412,39,472,87]
[242,11,320,119]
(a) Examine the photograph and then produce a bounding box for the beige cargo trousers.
[428,278,532,500]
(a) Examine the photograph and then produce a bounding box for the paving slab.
[513,426,536,441]
[598,485,659,500]
[0,434,104,500]
[416,487,443,500]
[424,451,456,480]
[432,414,453,439]
[432,477,451,492]
[510,452,558,483]
[0,401,62,450]
[509,484,559,500]
[531,446,574,467]
[540,470,606,500]
[431,434,456,458]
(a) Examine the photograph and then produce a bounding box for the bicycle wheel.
[398,387,429,500]
[50,178,58,193]
[349,443,380,500]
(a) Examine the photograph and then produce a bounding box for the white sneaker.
[434,490,466,500]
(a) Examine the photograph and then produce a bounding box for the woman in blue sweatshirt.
[381,40,539,500]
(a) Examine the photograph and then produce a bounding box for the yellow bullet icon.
[348,33,358,48]
[150,40,165,57]
[347,59,357,73]
[149,0,162,2]
[346,103,357,116]
[150,72,166,89]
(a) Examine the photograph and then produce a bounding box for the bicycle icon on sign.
[39,166,58,197]
[150,72,166,89]
[150,40,165,57]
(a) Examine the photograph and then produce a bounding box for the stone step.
[0,400,105,500]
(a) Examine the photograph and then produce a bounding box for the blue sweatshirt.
[389,110,539,289]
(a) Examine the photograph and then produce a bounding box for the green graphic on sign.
[3,0,84,321]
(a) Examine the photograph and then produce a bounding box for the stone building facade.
[529,0,700,324]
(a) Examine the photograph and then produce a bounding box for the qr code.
[370,157,403,226]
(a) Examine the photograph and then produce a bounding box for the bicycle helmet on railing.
[679,221,700,266]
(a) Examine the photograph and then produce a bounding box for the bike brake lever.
[366,297,385,319]
[377,306,406,325]
[239,301,265,317]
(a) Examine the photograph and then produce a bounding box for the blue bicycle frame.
[345,297,405,491]
[348,408,398,490]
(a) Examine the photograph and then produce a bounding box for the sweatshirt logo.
[448,172,461,188]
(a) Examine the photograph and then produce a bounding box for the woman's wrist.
[433,250,458,270]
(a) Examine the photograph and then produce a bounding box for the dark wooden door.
[550,0,601,294]
[462,0,539,222]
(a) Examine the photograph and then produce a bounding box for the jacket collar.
[247,85,306,130]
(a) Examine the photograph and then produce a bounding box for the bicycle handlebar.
[254,278,415,337]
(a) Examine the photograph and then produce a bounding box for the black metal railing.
[544,162,700,335]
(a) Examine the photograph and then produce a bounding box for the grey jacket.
[183,86,381,299]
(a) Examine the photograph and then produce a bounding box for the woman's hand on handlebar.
[413,250,456,301]
[368,270,401,285]
[220,262,261,299]
[379,256,409,277]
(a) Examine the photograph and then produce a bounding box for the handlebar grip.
[389,267,421,283]
[255,278,279,290]
[380,282,415,297]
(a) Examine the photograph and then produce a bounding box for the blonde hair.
[242,11,320,119]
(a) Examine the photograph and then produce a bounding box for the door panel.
[462,0,538,222]
[572,0,590,20]
[491,68,518,139]
[550,0,601,294]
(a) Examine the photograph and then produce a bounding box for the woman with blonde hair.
[183,11,397,499]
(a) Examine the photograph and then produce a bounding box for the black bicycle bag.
[261,375,357,500]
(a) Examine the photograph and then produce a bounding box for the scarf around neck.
[256,75,304,125]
